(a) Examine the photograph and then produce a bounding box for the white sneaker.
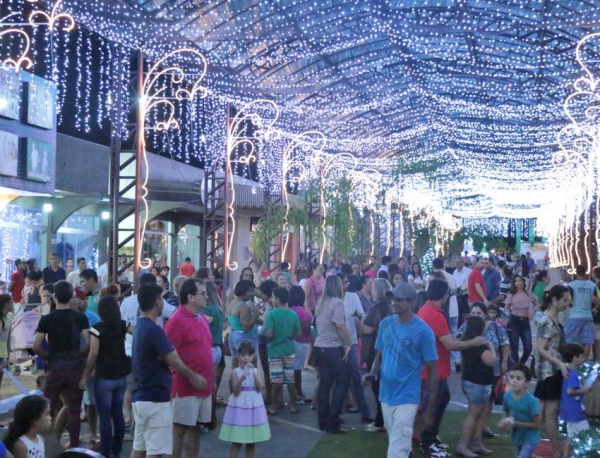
[427,444,451,458]
[365,422,385,433]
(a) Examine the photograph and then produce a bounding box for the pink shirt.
[305,277,324,312]
[291,305,313,343]
[165,306,213,398]
[505,291,536,318]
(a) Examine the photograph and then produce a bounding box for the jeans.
[449,317,460,364]
[94,376,127,458]
[44,363,84,447]
[314,346,350,431]
[516,442,538,458]
[212,346,222,370]
[420,379,451,449]
[348,345,370,418]
[367,353,383,427]
[372,376,384,427]
[508,316,532,364]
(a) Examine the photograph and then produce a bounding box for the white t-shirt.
[120,294,176,356]
[408,274,425,285]
[452,266,472,290]
[97,263,109,286]
[377,265,388,276]
[343,291,365,345]
[66,270,82,289]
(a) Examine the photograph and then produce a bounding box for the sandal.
[289,407,300,414]
[267,409,278,415]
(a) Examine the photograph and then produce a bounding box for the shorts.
[461,380,491,405]
[268,354,295,385]
[212,346,222,370]
[171,395,212,426]
[534,371,563,401]
[293,341,309,370]
[132,401,173,455]
[228,331,258,358]
[595,323,600,340]
[83,378,95,406]
[567,419,590,438]
[565,317,595,345]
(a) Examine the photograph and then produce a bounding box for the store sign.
[25,76,56,130]
[0,69,56,194]
[0,130,18,177]
[0,70,20,121]
[25,138,52,182]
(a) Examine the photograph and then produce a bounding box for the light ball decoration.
[421,246,436,276]
[546,32,600,273]
[570,429,600,458]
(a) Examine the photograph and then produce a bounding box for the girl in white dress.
[4,395,51,458]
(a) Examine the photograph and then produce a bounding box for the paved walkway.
[2,356,491,457]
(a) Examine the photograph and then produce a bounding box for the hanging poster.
[25,138,52,182]
[0,69,20,120]
[0,130,18,177]
[26,75,56,129]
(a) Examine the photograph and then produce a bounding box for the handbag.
[492,374,507,405]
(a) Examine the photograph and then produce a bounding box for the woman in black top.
[80,296,131,458]
[456,315,497,458]
[360,278,392,433]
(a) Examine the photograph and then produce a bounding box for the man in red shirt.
[417,278,487,456]
[165,278,214,458]
[179,257,196,278]
[8,259,26,303]
[467,258,488,307]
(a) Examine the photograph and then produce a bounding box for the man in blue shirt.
[371,283,439,458]
[131,283,207,458]
[483,258,501,302]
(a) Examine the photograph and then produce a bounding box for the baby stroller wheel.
[11,365,21,376]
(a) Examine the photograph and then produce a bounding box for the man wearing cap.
[417,279,487,457]
[370,282,438,458]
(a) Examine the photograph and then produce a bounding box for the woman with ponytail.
[534,285,570,458]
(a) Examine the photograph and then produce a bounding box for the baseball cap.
[389,282,417,301]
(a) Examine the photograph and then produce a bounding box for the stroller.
[9,304,40,375]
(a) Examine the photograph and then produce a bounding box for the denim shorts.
[461,379,491,405]
[212,346,222,370]
[228,331,258,358]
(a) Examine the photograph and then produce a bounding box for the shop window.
[0,205,44,282]
[57,213,100,270]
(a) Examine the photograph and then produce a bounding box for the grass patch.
[307,411,514,457]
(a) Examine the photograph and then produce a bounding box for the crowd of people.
[0,250,597,458]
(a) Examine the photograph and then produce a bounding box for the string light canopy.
[6,0,600,225]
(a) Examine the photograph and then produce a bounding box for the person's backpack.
[27,285,41,304]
